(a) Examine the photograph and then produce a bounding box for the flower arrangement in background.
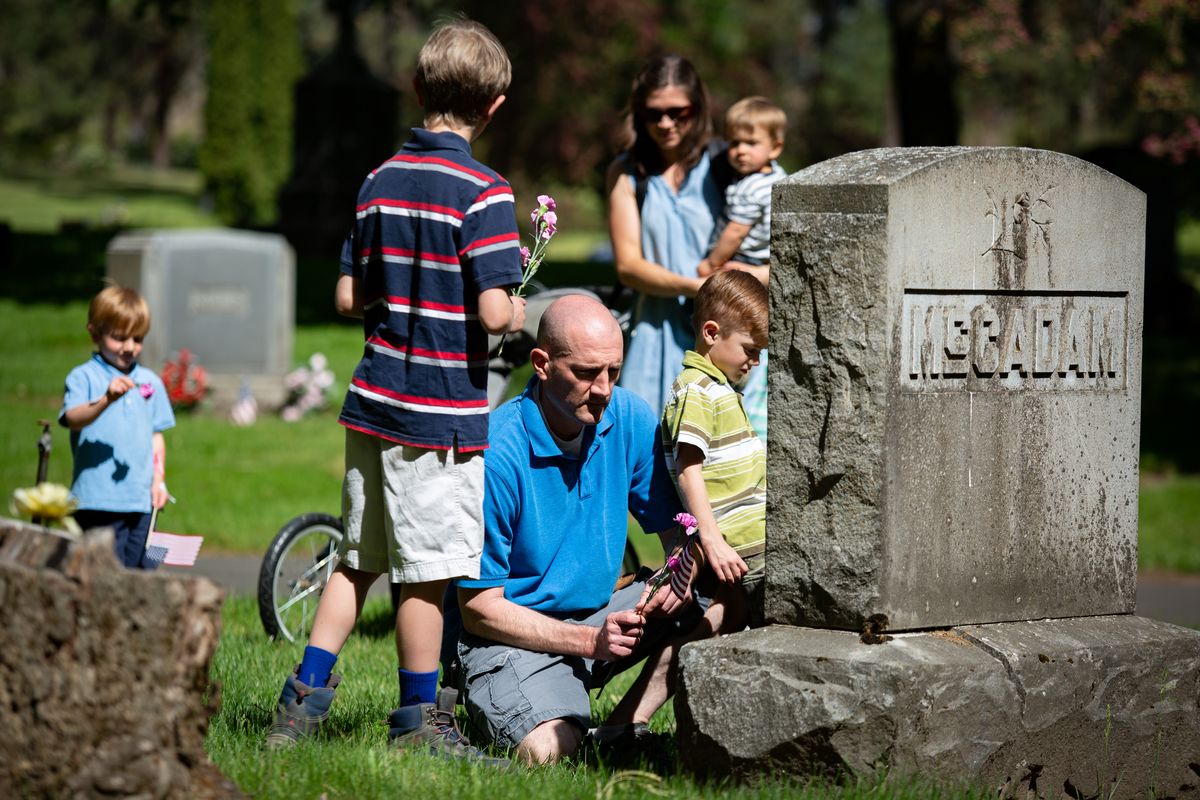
[496,195,558,356]
[10,482,81,534]
[280,352,335,422]
[161,349,209,409]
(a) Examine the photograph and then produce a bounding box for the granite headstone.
[106,229,295,407]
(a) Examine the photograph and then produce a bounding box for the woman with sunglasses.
[605,54,730,413]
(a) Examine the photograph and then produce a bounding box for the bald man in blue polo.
[456,294,699,764]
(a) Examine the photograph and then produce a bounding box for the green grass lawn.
[0,166,218,233]
[209,595,991,799]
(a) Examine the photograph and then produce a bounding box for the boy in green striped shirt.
[595,270,767,751]
[661,268,767,632]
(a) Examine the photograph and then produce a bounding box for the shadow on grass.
[357,600,399,640]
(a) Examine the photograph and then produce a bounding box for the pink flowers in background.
[497,195,559,355]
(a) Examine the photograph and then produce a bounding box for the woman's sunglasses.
[640,105,694,124]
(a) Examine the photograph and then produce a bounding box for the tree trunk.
[886,0,960,146]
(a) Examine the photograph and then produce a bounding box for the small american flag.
[145,531,203,567]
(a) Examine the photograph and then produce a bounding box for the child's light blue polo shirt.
[59,354,175,513]
[460,381,682,616]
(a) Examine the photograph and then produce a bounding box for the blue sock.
[399,668,439,707]
[298,645,338,688]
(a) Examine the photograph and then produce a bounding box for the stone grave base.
[204,372,289,413]
[0,518,241,798]
[676,616,1200,797]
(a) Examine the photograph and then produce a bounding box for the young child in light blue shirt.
[60,284,174,569]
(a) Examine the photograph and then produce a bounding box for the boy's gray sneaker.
[265,666,341,749]
[387,687,508,767]
[586,722,669,769]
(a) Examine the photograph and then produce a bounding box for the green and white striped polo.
[661,350,766,551]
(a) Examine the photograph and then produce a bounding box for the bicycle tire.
[257,512,343,642]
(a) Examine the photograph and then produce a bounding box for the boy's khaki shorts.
[339,428,484,583]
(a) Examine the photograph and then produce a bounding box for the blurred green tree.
[949,0,1200,163]
[199,0,302,226]
[0,0,206,167]
[0,2,103,162]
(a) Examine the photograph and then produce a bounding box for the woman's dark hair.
[622,54,713,179]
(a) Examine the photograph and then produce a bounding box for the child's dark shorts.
[75,509,157,570]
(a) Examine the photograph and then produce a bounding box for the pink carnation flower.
[674,512,698,530]
[139,383,155,399]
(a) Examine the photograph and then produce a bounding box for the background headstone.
[107,228,295,408]
[765,147,1145,631]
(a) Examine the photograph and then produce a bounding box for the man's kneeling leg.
[457,635,592,759]
[515,718,585,765]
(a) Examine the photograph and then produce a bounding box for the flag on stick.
[143,506,203,567]
[145,531,204,567]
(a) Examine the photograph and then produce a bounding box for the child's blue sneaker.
[387,688,508,767]
[265,665,341,748]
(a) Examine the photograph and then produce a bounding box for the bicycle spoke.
[276,579,322,614]
[261,518,343,642]
[294,551,336,586]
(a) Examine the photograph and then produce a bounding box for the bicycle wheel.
[257,513,343,642]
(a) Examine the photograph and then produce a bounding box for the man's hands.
[635,570,692,618]
[593,609,644,661]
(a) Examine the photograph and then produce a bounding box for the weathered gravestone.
[675,148,1200,794]
[107,229,295,408]
[0,518,240,798]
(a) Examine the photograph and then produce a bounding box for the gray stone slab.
[767,147,1145,630]
[676,616,1200,795]
[107,229,295,407]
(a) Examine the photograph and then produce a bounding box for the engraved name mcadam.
[901,291,1126,391]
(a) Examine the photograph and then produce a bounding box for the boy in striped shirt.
[267,19,525,760]
[661,269,767,632]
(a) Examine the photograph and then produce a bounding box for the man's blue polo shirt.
[459,380,683,615]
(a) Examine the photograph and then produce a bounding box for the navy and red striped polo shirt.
[338,128,523,451]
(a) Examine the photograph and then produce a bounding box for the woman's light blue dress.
[619,151,725,413]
